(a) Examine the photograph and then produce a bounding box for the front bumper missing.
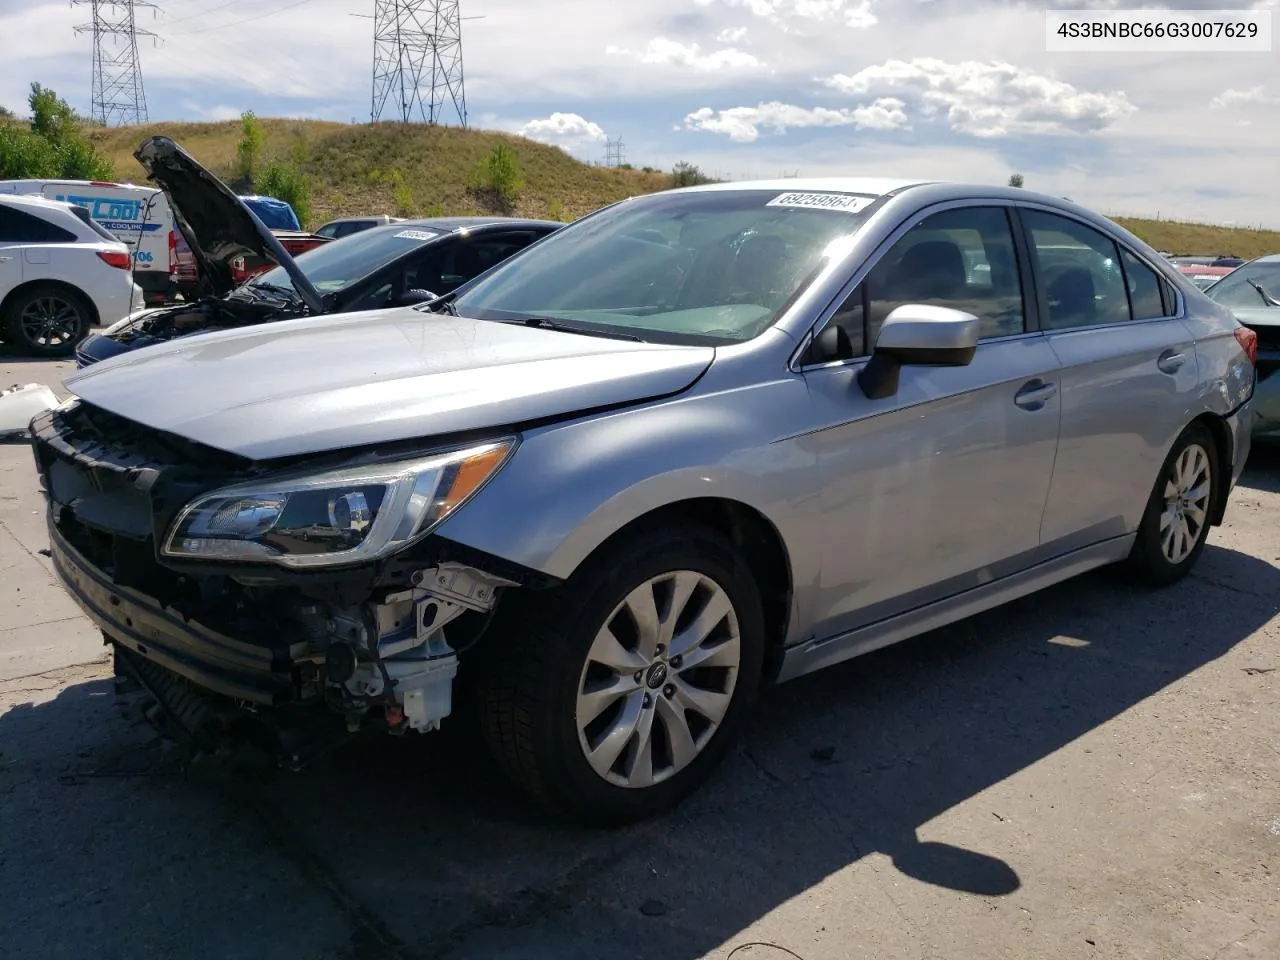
[48,514,301,705]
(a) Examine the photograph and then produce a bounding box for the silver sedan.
[39,177,1257,825]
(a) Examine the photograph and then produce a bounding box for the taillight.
[97,250,131,269]
[1234,326,1258,366]
[168,230,177,275]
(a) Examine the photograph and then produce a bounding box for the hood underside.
[64,308,715,460]
[133,136,324,312]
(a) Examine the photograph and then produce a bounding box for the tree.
[235,110,264,185]
[1008,173,1025,188]
[0,83,112,180]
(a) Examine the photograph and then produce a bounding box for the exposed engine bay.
[109,294,306,349]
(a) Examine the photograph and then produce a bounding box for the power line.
[72,1,157,126]
[164,0,322,36]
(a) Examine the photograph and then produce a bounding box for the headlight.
[161,439,516,568]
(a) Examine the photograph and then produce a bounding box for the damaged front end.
[31,399,544,765]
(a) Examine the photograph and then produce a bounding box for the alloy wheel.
[575,570,741,789]
[1159,442,1211,564]
[19,295,83,349]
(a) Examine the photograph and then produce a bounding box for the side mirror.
[395,288,437,307]
[857,304,980,400]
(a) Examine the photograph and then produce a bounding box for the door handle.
[1157,350,1187,374]
[1014,380,1058,410]
[0,256,12,262]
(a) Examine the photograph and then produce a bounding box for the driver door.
[802,202,1063,641]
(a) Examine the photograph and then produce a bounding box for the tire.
[1123,421,1218,586]
[1,284,92,357]
[476,523,766,826]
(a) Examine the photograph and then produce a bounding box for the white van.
[0,179,174,305]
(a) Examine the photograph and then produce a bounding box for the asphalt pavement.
[1,349,1277,960]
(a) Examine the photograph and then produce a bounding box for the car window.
[250,223,442,293]
[0,205,78,244]
[1205,261,1280,309]
[410,232,542,294]
[824,206,1026,357]
[315,223,339,239]
[1118,247,1168,321]
[1023,210,1131,329]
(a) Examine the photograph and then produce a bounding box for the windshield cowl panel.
[453,189,878,347]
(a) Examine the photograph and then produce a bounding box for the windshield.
[1205,262,1280,307]
[451,188,877,344]
[249,225,440,293]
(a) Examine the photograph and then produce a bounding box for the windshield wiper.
[251,281,302,302]
[507,316,646,342]
[1245,277,1280,307]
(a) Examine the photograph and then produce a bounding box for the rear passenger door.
[804,202,1064,639]
[1019,206,1198,553]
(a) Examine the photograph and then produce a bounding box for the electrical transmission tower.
[73,1,156,126]
[604,137,625,168]
[371,0,472,126]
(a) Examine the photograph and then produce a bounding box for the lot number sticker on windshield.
[766,192,874,213]
[394,229,437,241]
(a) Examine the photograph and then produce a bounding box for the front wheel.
[476,523,766,825]
[1123,422,1218,585]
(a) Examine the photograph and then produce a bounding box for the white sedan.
[0,193,144,356]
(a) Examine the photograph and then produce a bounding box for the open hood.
[133,136,325,313]
[63,308,715,460]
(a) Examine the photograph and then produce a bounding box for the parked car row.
[19,136,1259,826]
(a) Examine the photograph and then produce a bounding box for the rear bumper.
[47,512,297,704]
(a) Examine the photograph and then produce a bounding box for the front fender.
[432,369,823,632]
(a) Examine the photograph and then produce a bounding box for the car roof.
[1248,253,1280,264]
[388,216,563,232]
[676,176,932,198]
[0,193,76,214]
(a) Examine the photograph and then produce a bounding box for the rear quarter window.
[0,205,79,244]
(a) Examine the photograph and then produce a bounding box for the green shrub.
[388,169,414,216]
[255,161,312,228]
[669,161,711,188]
[426,203,444,218]
[546,198,564,222]
[235,111,263,184]
[479,142,522,206]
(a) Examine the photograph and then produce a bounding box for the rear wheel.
[1123,422,1217,585]
[2,285,92,357]
[476,523,765,825]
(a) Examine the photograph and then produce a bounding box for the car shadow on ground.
[1239,443,1280,493]
[2,531,1277,960]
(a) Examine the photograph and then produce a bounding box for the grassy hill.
[85,118,1280,258]
[86,118,668,226]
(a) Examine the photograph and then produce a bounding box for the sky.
[1,0,1277,227]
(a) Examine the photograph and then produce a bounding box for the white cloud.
[606,38,768,72]
[682,97,907,142]
[1209,85,1277,109]
[697,0,877,29]
[822,58,1136,137]
[717,26,749,43]
[517,112,608,151]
